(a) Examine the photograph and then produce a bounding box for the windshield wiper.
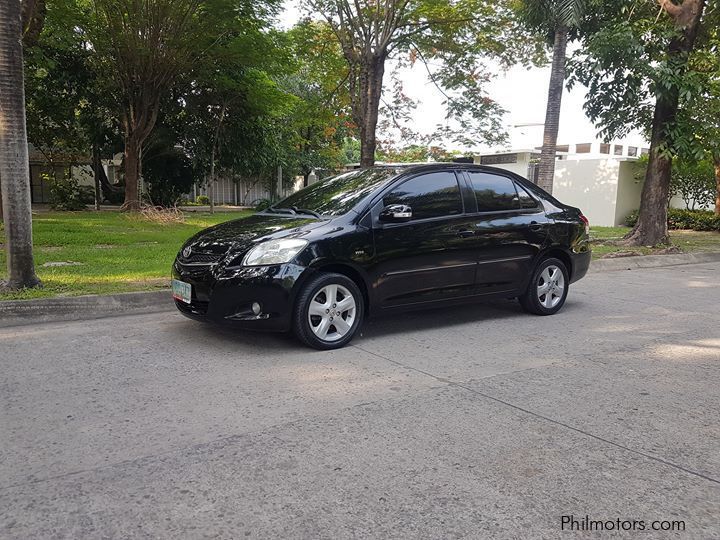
[266,206,296,215]
[268,206,321,219]
[290,207,321,218]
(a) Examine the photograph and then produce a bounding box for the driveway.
[1,262,719,538]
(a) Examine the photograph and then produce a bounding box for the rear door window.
[467,171,520,212]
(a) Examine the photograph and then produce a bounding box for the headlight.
[242,239,308,266]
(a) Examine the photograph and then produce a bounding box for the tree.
[569,0,708,246]
[0,0,42,289]
[670,158,716,209]
[519,0,586,193]
[305,0,539,168]
[284,20,352,185]
[89,0,207,210]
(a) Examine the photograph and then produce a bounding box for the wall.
[614,161,644,226]
[552,158,622,227]
[473,152,531,178]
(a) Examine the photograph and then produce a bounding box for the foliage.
[567,1,715,159]
[304,0,544,164]
[253,198,272,211]
[47,172,87,211]
[670,159,717,210]
[625,208,720,231]
[143,148,195,207]
[376,144,466,163]
[196,195,211,205]
[24,0,120,173]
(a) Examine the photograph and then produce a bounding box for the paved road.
[2,263,720,539]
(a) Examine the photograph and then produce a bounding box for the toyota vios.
[172,164,591,349]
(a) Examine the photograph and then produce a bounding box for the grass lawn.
[0,211,250,300]
[591,226,720,259]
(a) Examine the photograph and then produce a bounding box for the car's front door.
[370,170,479,309]
[464,170,550,293]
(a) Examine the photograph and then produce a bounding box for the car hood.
[181,213,328,258]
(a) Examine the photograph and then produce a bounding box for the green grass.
[0,211,251,300]
[590,226,720,259]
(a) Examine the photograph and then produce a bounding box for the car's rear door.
[370,170,479,308]
[462,170,551,293]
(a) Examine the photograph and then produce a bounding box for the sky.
[278,1,648,153]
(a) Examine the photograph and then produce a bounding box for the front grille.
[181,252,223,265]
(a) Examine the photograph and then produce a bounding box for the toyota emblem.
[182,246,192,259]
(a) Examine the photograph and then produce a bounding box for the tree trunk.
[624,89,680,245]
[123,135,141,210]
[92,144,101,211]
[537,25,568,194]
[624,0,706,246]
[0,0,40,289]
[208,158,215,215]
[359,55,385,168]
[714,153,720,215]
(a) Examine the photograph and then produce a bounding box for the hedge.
[625,209,720,231]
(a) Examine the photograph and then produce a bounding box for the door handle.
[457,230,475,238]
[529,221,544,232]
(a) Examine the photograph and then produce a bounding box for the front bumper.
[172,260,313,332]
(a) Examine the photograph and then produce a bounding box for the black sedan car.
[172,164,591,349]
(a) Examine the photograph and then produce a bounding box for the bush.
[196,195,210,205]
[253,198,272,211]
[48,174,87,211]
[625,208,720,231]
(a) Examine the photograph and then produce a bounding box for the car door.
[370,170,480,308]
[464,170,551,293]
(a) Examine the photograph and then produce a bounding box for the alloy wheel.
[536,264,565,309]
[307,284,357,342]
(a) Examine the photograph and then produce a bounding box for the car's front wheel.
[519,257,569,315]
[293,272,364,350]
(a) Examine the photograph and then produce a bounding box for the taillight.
[579,213,590,235]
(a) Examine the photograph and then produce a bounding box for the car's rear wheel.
[293,272,364,350]
[519,257,569,315]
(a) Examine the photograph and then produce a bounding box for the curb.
[589,251,720,273]
[0,290,173,329]
[2,252,719,329]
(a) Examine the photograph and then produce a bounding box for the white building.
[475,142,650,227]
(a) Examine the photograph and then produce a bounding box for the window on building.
[383,172,462,220]
[599,143,610,154]
[641,148,650,156]
[575,143,592,154]
[556,145,570,153]
[614,145,623,155]
[468,172,520,212]
[628,146,638,157]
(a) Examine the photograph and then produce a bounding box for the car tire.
[519,257,569,316]
[293,272,364,350]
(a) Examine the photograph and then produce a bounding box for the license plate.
[172,279,192,304]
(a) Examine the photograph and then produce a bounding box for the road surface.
[2,262,719,538]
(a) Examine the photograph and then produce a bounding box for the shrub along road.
[1,262,719,537]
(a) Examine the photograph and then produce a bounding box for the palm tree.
[522,0,586,194]
[0,0,41,289]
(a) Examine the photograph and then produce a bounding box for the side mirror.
[379,204,412,223]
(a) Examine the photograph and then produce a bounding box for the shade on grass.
[0,211,249,300]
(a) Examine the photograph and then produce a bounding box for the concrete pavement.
[1,262,719,538]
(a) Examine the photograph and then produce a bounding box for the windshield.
[269,168,400,217]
